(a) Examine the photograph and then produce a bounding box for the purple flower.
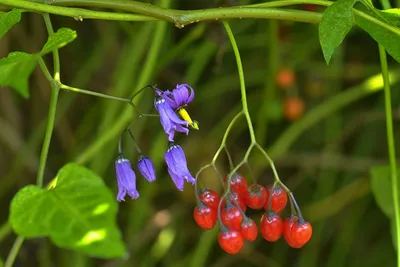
[155,97,189,142]
[115,155,139,201]
[165,143,195,191]
[157,84,194,110]
[137,155,156,182]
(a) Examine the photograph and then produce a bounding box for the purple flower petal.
[158,84,195,110]
[115,156,140,201]
[165,144,195,190]
[137,156,156,182]
[167,168,185,191]
[155,98,189,142]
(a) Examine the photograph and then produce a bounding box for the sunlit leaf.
[0,9,21,39]
[40,28,77,56]
[379,8,400,27]
[356,12,400,63]
[9,163,126,259]
[319,0,358,64]
[0,52,36,98]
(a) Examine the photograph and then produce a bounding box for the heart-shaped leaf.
[9,163,126,259]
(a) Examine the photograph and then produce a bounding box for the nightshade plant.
[1,0,400,266]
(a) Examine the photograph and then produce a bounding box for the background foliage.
[1,0,400,266]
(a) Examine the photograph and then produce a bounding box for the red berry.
[277,68,295,88]
[245,184,267,209]
[283,216,302,248]
[291,220,312,247]
[284,96,305,122]
[224,173,248,198]
[221,203,243,231]
[199,188,221,211]
[260,212,283,242]
[218,230,244,254]
[240,218,258,241]
[193,203,217,230]
[265,185,288,214]
[226,192,247,213]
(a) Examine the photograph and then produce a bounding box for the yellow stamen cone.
[178,108,199,130]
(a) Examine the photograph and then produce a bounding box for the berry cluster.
[193,173,312,254]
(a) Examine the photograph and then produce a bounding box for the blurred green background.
[1,0,400,266]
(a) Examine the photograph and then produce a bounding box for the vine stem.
[222,21,287,191]
[43,13,60,81]
[211,111,243,164]
[379,45,400,266]
[222,21,256,144]
[60,84,132,103]
[5,14,61,267]
[4,236,24,267]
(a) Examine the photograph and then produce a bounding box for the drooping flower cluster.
[114,84,198,200]
[115,152,156,202]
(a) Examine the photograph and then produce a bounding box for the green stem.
[3,0,398,37]
[36,57,53,82]
[4,236,24,267]
[4,17,63,266]
[211,111,243,163]
[222,21,256,144]
[1,0,155,21]
[3,0,321,24]
[37,83,60,187]
[379,45,400,267]
[42,14,60,81]
[0,222,12,243]
[60,84,131,103]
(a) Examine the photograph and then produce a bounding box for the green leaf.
[355,12,400,63]
[0,257,3,267]
[40,28,77,56]
[319,0,357,64]
[370,165,394,218]
[9,163,126,259]
[378,8,400,27]
[0,52,36,98]
[0,9,21,39]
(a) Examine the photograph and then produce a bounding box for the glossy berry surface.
[265,185,288,214]
[245,184,267,209]
[218,230,244,254]
[283,96,305,122]
[193,203,217,230]
[227,192,247,213]
[260,212,283,242]
[277,68,295,88]
[240,218,258,241]
[224,173,248,198]
[291,221,312,247]
[221,205,243,231]
[199,188,221,211]
[283,216,302,248]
